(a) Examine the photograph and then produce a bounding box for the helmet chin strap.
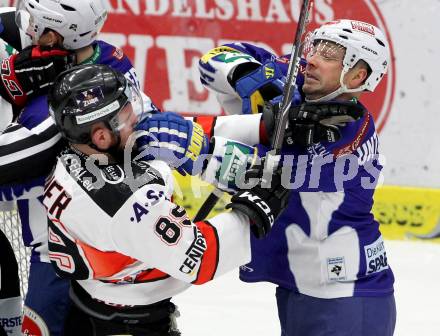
[305,65,367,103]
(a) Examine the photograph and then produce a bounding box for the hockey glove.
[263,99,366,147]
[135,112,210,176]
[234,61,286,114]
[226,161,290,239]
[0,45,75,108]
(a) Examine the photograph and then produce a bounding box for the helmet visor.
[109,82,145,134]
[307,40,346,62]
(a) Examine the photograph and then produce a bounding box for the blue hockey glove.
[235,61,286,114]
[135,112,210,176]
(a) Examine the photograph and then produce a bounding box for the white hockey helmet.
[15,0,108,50]
[308,19,390,101]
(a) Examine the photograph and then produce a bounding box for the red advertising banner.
[102,0,395,132]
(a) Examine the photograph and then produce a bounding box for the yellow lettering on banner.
[373,186,440,243]
[186,123,205,162]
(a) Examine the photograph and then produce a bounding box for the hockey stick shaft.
[272,0,313,153]
[193,191,221,223]
[193,0,313,222]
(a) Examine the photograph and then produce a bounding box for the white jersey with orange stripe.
[43,147,251,306]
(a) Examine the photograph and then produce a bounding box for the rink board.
[173,174,440,243]
[373,186,440,243]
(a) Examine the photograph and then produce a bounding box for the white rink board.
[175,240,440,336]
[375,0,440,188]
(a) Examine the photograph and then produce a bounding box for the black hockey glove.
[226,162,290,239]
[263,100,366,147]
[0,45,75,108]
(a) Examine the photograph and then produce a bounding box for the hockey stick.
[193,188,224,223]
[193,0,313,222]
[272,0,312,152]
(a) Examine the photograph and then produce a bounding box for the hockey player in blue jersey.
[0,1,156,334]
[197,19,396,336]
[136,19,396,335]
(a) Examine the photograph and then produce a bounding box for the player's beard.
[107,137,125,164]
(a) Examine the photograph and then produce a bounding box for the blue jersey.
[217,42,394,298]
[0,40,143,263]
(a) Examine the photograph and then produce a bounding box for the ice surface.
[174,240,440,335]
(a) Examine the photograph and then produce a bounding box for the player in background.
[194,19,396,336]
[0,15,74,335]
[45,63,289,335]
[0,1,159,334]
[0,29,24,336]
[0,229,21,336]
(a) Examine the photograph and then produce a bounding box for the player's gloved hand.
[261,88,302,143]
[199,47,286,114]
[0,45,75,107]
[226,158,290,239]
[135,112,210,176]
[202,137,258,193]
[263,99,366,147]
[234,60,286,114]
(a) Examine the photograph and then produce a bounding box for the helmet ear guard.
[307,19,390,102]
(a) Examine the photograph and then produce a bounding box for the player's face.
[116,103,139,149]
[303,40,346,100]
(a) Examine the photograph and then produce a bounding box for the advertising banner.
[101,0,395,134]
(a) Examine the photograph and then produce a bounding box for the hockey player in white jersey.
[0,1,153,334]
[45,63,290,335]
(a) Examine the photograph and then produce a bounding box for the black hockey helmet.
[48,64,144,144]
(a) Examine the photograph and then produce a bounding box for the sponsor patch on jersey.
[112,47,124,60]
[22,306,50,336]
[0,315,21,330]
[61,153,95,191]
[364,235,389,274]
[327,256,347,281]
[100,164,125,184]
[179,227,207,275]
[240,265,254,272]
[333,113,371,158]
